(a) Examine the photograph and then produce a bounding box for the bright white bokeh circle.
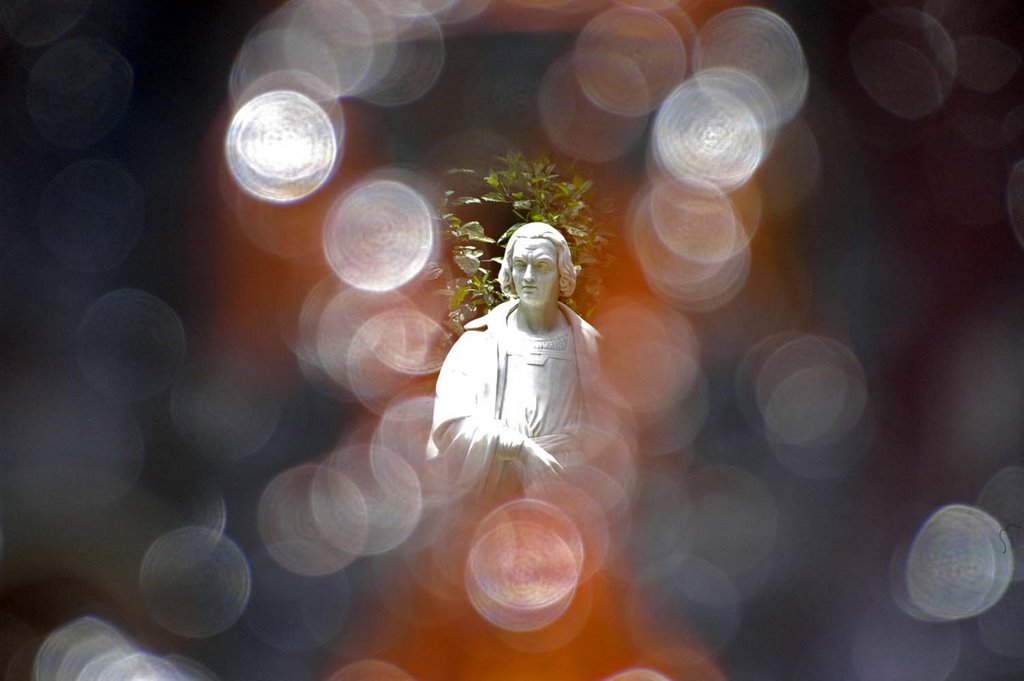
[652,73,766,191]
[906,504,1012,621]
[465,499,585,631]
[226,90,339,203]
[323,178,435,292]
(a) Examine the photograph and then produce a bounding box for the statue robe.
[428,299,606,495]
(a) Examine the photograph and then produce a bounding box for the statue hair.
[498,222,577,298]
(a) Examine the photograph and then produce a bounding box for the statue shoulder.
[463,300,517,332]
[439,307,507,379]
[557,302,601,341]
[577,314,601,341]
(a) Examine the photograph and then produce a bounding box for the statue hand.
[532,432,574,456]
[521,439,564,476]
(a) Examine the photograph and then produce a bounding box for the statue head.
[498,222,577,300]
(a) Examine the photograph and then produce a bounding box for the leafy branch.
[433,153,612,338]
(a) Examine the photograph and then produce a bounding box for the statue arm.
[428,331,526,489]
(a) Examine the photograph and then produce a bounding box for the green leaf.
[498,222,524,244]
[462,220,485,238]
[481,193,506,203]
[455,253,480,275]
[445,168,478,176]
[451,285,471,307]
[453,196,482,207]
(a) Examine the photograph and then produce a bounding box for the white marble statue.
[428,222,611,497]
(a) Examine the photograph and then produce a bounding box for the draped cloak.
[428,300,607,495]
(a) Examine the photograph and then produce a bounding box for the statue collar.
[463,299,597,341]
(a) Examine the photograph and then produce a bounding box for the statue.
[428,222,609,497]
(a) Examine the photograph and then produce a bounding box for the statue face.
[511,238,559,306]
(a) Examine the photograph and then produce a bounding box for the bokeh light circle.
[689,465,778,576]
[355,308,448,375]
[329,659,414,681]
[323,178,435,291]
[258,463,368,575]
[621,471,689,572]
[0,0,92,47]
[314,286,403,393]
[603,669,673,681]
[539,54,647,163]
[592,297,700,415]
[342,307,447,409]
[244,550,352,652]
[226,90,339,203]
[849,7,957,120]
[230,26,344,103]
[361,14,446,108]
[977,466,1024,581]
[76,289,187,402]
[171,359,284,462]
[645,179,747,264]
[695,6,808,124]
[89,652,194,681]
[977,581,1024,658]
[574,7,688,116]
[955,35,1021,95]
[33,617,133,681]
[325,444,423,556]
[526,477,612,580]
[139,526,251,638]
[905,504,1012,621]
[230,0,399,103]
[690,66,779,153]
[735,333,872,478]
[466,499,584,631]
[632,558,741,653]
[26,37,133,149]
[38,159,144,273]
[652,72,766,191]
[754,335,868,448]
[629,189,752,311]
[373,395,444,500]
[310,286,431,403]
[32,618,216,681]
